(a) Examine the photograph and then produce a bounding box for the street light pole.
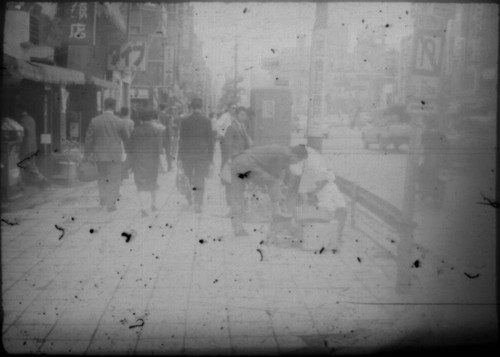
[233,36,238,104]
[306,2,328,153]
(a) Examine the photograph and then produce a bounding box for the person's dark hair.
[104,97,116,111]
[138,109,156,121]
[190,97,203,110]
[159,103,166,110]
[120,107,129,117]
[290,144,308,160]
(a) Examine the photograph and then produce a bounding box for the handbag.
[77,160,98,182]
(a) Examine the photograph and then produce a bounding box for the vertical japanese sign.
[65,2,95,45]
[164,45,175,88]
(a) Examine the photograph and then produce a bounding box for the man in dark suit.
[84,98,130,212]
[177,97,214,213]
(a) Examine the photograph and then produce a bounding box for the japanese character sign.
[65,2,94,45]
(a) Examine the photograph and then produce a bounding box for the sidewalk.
[1,161,498,354]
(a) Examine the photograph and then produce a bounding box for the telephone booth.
[249,87,293,146]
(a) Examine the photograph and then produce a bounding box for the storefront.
[2,54,118,184]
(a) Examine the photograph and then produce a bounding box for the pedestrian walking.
[129,110,164,217]
[177,97,215,213]
[220,106,253,208]
[158,103,173,172]
[170,104,185,162]
[149,109,167,174]
[229,144,308,236]
[15,106,49,189]
[119,106,134,180]
[119,106,135,134]
[215,103,237,172]
[84,97,129,212]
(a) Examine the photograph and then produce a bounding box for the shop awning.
[4,54,86,85]
[88,76,119,90]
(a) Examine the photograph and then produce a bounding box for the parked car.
[361,106,411,151]
[351,111,372,129]
[446,114,496,169]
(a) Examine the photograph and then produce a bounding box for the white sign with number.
[108,42,147,71]
[411,29,445,77]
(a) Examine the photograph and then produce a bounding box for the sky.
[193,1,413,95]
[193,2,316,89]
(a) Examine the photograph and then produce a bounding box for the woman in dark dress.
[129,110,163,217]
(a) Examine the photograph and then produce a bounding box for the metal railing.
[334,175,413,258]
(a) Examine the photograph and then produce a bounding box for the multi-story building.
[396,35,413,105]
[3,2,127,185]
[128,2,212,115]
[444,3,497,113]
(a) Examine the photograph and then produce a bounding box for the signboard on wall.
[65,2,95,45]
[410,29,445,77]
[108,42,148,71]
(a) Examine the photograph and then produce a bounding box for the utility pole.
[397,4,450,293]
[306,2,328,153]
[233,36,238,104]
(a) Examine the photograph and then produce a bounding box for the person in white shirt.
[215,104,236,172]
[290,146,347,251]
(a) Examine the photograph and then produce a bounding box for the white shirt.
[216,112,233,138]
[292,146,346,211]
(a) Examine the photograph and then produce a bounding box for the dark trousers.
[19,155,46,185]
[164,139,173,171]
[121,157,131,180]
[96,161,122,209]
[182,159,209,206]
[229,161,281,231]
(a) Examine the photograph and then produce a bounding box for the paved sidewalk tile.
[2,164,498,354]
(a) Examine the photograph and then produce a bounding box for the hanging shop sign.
[108,42,148,71]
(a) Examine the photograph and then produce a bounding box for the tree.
[218,74,245,110]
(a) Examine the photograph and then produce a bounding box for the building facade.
[2,2,127,185]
